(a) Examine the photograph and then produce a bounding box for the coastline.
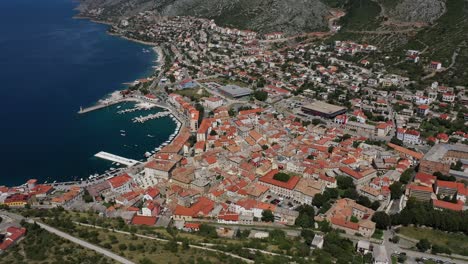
[72,14,186,180]
[0,1,175,188]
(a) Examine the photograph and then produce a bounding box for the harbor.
[75,91,185,179]
[132,111,171,123]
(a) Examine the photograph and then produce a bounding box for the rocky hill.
[77,0,330,34]
[384,0,447,24]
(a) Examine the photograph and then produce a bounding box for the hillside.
[77,0,330,34]
[330,0,468,86]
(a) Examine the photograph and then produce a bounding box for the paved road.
[75,222,254,263]
[0,211,134,264]
[383,230,467,264]
[36,222,135,264]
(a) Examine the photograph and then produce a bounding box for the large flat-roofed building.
[217,85,252,98]
[420,144,468,175]
[301,101,347,119]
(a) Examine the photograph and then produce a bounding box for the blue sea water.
[0,0,174,186]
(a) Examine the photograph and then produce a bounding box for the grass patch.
[173,87,210,101]
[398,226,468,256]
[372,229,384,240]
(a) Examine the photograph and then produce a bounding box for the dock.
[94,151,140,167]
[78,98,138,114]
[132,111,171,123]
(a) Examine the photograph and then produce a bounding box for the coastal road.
[0,211,135,264]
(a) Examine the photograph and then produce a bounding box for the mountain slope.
[77,0,330,34]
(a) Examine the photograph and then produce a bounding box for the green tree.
[343,188,359,200]
[82,189,93,203]
[336,176,355,189]
[295,205,315,228]
[371,201,381,210]
[357,196,372,208]
[390,137,403,146]
[273,172,291,182]
[399,168,414,184]
[199,224,218,238]
[253,90,268,101]
[324,188,339,199]
[390,182,404,200]
[371,212,391,229]
[416,239,431,252]
[312,193,330,207]
[261,209,275,222]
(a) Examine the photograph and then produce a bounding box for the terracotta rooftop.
[259,169,300,190]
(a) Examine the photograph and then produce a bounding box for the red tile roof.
[408,184,433,193]
[108,174,132,188]
[437,180,458,189]
[432,199,463,211]
[331,217,359,230]
[415,172,436,185]
[131,215,157,226]
[174,205,194,216]
[184,223,201,229]
[239,108,263,116]
[339,166,363,180]
[259,169,300,190]
[387,143,424,160]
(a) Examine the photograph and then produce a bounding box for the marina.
[78,94,185,168]
[117,102,155,114]
[132,111,172,123]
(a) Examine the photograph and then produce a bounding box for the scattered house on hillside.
[0,226,27,253]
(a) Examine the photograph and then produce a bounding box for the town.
[1,12,468,264]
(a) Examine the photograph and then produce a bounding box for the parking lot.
[262,192,302,210]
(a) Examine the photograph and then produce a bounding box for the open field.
[398,226,468,256]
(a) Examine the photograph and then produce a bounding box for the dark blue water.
[0,0,173,186]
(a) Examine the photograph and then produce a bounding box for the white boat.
[117,106,122,109]
[120,130,125,133]
[144,152,152,157]
[147,134,154,138]
[116,163,120,166]
[121,133,126,136]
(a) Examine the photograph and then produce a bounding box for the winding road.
[0,211,135,264]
